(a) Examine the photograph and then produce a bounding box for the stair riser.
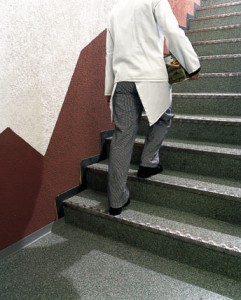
[196,4,241,17]
[87,170,241,225]
[189,14,241,30]
[187,27,241,42]
[172,96,241,116]
[194,41,241,56]
[64,206,241,280]
[106,140,241,181]
[201,0,241,7]
[172,76,241,93]
[200,57,241,73]
[139,119,241,145]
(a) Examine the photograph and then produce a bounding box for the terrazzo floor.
[1,221,241,300]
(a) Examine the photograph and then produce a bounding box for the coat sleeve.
[154,0,200,75]
[104,28,114,96]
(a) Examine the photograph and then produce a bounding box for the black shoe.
[109,198,130,216]
[137,164,163,178]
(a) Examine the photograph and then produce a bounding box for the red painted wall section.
[0,1,200,250]
[0,128,45,248]
[0,31,112,250]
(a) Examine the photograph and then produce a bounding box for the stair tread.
[172,93,241,98]
[88,160,241,195]
[187,24,241,33]
[64,189,241,256]
[107,133,241,155]
[136,136,241,156]
[200,72,241,77]
[173,114,241,123]
[201,1,241,9]
[198,1,241,10]
[199,53,241,60]
[193,37,241,45]
[191,11,241,21]
[142,113,241,124]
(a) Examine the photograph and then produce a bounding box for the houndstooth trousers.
[108,81,173,208]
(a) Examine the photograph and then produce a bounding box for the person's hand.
[189,72,200,80]
[106,96,111,104]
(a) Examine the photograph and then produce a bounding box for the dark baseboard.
[55,129,114,218]
[99,129,114,160]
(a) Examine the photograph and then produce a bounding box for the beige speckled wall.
[0,0,200,250]
[0,0,118,155]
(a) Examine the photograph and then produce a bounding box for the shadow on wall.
[0,30,113,250]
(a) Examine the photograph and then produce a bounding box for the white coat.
[105,0,200,124]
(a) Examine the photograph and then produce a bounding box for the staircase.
[63,0,241,293]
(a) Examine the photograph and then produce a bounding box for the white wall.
[0,0,117,155]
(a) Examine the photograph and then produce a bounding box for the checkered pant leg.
[108,82,143,208]
[140,108,174,167]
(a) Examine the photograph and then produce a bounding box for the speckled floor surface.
[1,222,241,300]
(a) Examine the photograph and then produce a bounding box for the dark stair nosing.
[64,193,241,258]
[87,162,241,202]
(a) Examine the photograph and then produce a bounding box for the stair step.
[196,2,241,17]
[86,161,241,224]
[193,38,241,55]
[199,54,241,73]
[172,93,241,116]
[139,114,241,145]
[186,24,241,42]
[63,189,241,280]
[189,12,241,30]
[139,137,241,179]
[106,135,241,180]
[202,0,241,7]
[132,138,241,180]
[172,72,241,93]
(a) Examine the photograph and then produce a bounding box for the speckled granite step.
[172,72,241,93]
[3,222,241,300]
[186,24,241,42]
[63,189,241,280]
[172,93,241,116]
[105,136,241,180]
[189,12,241,30]
[196,2,241,17]
[199,54,241,73]
[139,114,241,145]
[193,38,241,56]
[137,138,240,181]
[86,161,241,225]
